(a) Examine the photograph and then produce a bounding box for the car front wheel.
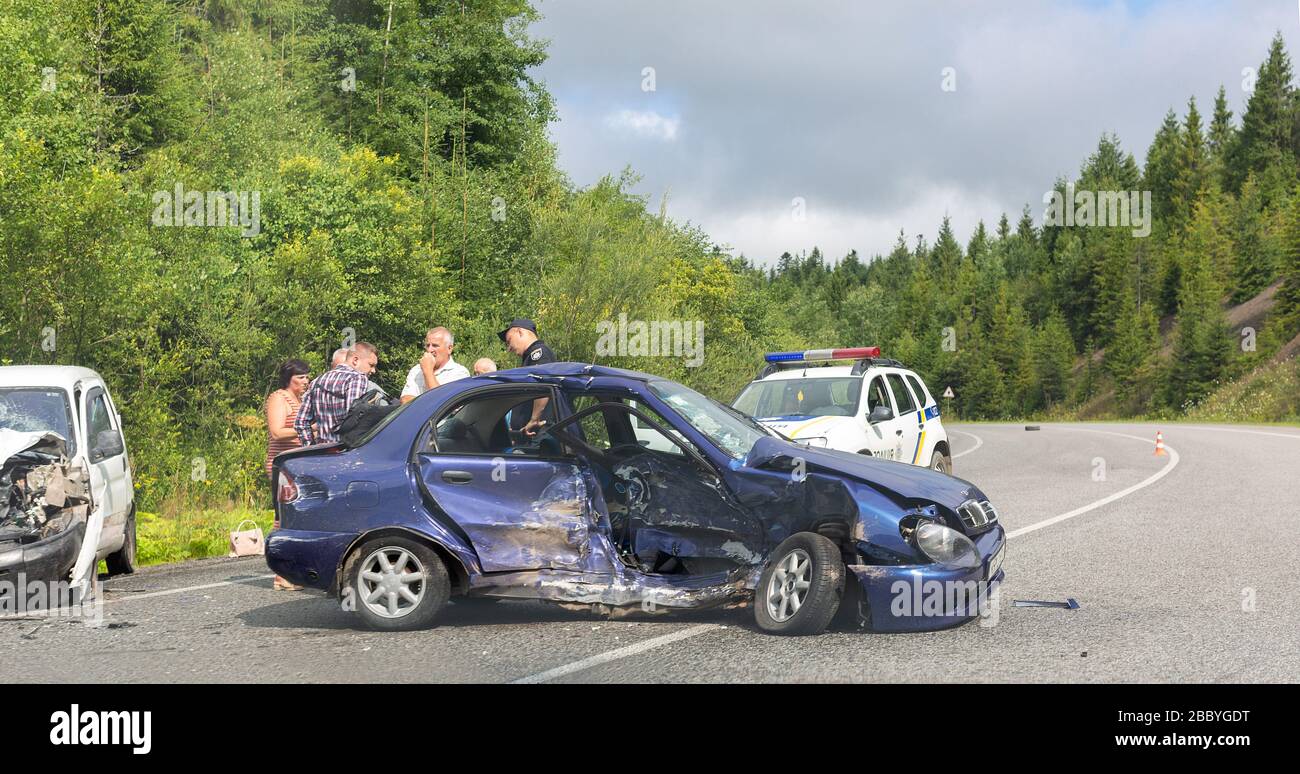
[929,450,952,474]
[349,536,449,631]
[105,505,137,576]
[754,532,844,635]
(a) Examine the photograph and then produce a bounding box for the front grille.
[957,499,998,530]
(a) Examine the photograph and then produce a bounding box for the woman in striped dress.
[266,359,309,591]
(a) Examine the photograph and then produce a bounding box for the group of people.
[261,317,553,590]
[263,318,555,474]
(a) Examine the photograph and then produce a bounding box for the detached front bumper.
[848,524,1005,632]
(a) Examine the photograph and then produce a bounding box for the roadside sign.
[942,386,954,398]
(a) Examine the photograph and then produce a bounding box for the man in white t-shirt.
[400,327,470,403]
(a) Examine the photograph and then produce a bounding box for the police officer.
[498,318,556,436]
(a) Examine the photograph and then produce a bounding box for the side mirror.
[868,405,894,424]
[96,430,124,458]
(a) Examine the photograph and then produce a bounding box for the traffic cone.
[1154,431,1166,456]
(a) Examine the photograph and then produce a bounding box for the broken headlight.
[913,522,980,569]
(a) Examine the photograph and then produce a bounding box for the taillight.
[277,470,299,503]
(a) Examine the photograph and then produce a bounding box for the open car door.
[542,400,764,574]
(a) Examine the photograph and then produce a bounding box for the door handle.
[441,470,473,484]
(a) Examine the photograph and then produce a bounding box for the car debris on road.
[1012,598,1079,610]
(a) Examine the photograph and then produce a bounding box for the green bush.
[135,508,275,567]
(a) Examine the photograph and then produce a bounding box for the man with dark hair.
[295,342,378,446]
[498,318,556,436]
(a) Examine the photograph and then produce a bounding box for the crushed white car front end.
[0,429,100,596]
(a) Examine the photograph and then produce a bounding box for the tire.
[754,532,845,635]
[929,450,952,475]
[348,536,450,631]
[104,505,137,576]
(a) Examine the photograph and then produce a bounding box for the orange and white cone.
[1154,431,1166,456]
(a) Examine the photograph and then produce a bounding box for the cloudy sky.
[529,0,1299,265]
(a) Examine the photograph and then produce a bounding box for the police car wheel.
[929,450,952,474]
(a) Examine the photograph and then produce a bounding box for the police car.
[731,347,952,473]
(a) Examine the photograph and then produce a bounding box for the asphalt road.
[3,422,1298,683]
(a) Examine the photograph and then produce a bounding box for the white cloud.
[675,184,1007,265]
[533,1,1296,264]
[603,109,680,141]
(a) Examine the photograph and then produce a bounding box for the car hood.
[755,414,856,441]
[0,429,69,464]
[744,435,981,508]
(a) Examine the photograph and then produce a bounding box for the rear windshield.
[0,387,77,455]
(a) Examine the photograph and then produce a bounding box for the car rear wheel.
[929,450,952,474]
[349,536,449,631]
[754,532,844,635]
[105,505,137,576]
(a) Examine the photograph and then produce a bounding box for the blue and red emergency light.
[764,346,882,363]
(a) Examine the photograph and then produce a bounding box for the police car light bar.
[764,347,881,363]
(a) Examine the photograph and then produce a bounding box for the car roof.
[478,361,661,383]
[0,365,104,390]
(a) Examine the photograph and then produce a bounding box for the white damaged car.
[0,366,136,595]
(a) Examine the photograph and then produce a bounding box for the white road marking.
[948,428,983,459]
[511,624,720,684]
[0,573,277,621]
[1178,425,1300,440]
[103,574,276,603]
[1006,429,1180,540]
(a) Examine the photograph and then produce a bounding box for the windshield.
[647,380,765,460]
[0,387,77,455]
[732,377,862,419]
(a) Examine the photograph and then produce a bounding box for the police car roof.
[754,362,918,382]
[756,365,857,380]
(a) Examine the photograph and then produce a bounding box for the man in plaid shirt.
[295,342,379,446]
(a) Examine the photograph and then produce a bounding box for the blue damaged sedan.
[266,362,1005,635]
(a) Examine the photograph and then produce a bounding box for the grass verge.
[136,508,275,567]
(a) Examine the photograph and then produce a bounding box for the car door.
[883,371,923,464]
[861,373,908,460]
[83,385,129,546]
[413,385,612,574]
[904,372,939,462]
[549,398,762,571]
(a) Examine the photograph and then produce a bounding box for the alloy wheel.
[357,546,426,618]
[766,548,812,622]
